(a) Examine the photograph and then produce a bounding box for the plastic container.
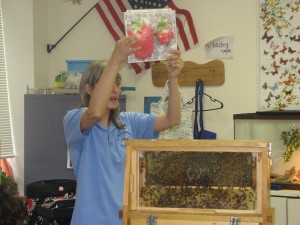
[271,184,283,190]
[66,60,94,72]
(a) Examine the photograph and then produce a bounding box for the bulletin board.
[259,0,300,111]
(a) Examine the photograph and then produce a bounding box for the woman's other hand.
[166,50,184,80]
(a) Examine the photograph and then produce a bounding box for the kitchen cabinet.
[287,198,300,225]
[270,196,286,225]
[271,190,300,225]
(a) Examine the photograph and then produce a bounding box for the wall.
[3,0,259,194]
[2,0,34,195]
[45,0,259,139]
[33,0,49,88]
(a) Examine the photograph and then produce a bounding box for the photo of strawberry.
[127,18,154,59]
[155,17,174,45]
[124,9,177,63]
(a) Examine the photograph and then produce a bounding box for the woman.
[63,36,184,225]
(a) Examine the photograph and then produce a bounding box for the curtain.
[0,0,14,158]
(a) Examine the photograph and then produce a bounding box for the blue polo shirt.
[63,108,158,225]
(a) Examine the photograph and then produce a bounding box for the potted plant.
[0,166,29,225]
[280,124,300,163]
[0,166,18,192]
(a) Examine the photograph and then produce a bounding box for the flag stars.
[128,0,172,9]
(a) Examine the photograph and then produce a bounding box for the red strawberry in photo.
[127,18,154,59]
[156,17,174,45]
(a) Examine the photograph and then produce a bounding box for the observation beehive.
[123,140,273,225]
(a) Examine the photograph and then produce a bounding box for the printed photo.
[124,9,177,63]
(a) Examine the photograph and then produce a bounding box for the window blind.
[0,0,15,158]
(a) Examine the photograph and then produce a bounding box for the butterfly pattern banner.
[259,0,300,110]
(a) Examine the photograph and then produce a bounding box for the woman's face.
[107,78,121,110]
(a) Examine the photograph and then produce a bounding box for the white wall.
[45,0,259,137]
[33,0,49,88]
[2,0,34,195]
[3,0,259,194]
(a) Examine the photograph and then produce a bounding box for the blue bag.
[193,80,217,139]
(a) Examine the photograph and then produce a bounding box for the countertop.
[271,189,300,197]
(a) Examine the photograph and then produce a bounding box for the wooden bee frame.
[123,140,273,225]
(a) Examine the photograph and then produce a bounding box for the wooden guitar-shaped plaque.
[151,60,225,87]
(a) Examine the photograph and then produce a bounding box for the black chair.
[26,179,76,225]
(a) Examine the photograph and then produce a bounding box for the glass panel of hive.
[138,151,257,210]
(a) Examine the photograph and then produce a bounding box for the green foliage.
[280,125,300,163]
[0,168,18,194]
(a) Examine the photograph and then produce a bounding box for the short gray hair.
[79,60,107,107]
[78,60,124,129]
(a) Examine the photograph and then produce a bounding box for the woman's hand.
[153,50,183,133]
[166,50,184,80]
[110,37,140,65]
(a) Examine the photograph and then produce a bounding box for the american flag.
[95,0,199,74]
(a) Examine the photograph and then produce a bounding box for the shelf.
[271,189,300,197]
[233,112,300,120]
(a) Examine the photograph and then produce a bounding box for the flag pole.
[47,4,96,53]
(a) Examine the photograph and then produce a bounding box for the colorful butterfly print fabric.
[259,0,300,110]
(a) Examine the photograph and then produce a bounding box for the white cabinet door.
[271,196,287,225]
[287,198,300,225]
